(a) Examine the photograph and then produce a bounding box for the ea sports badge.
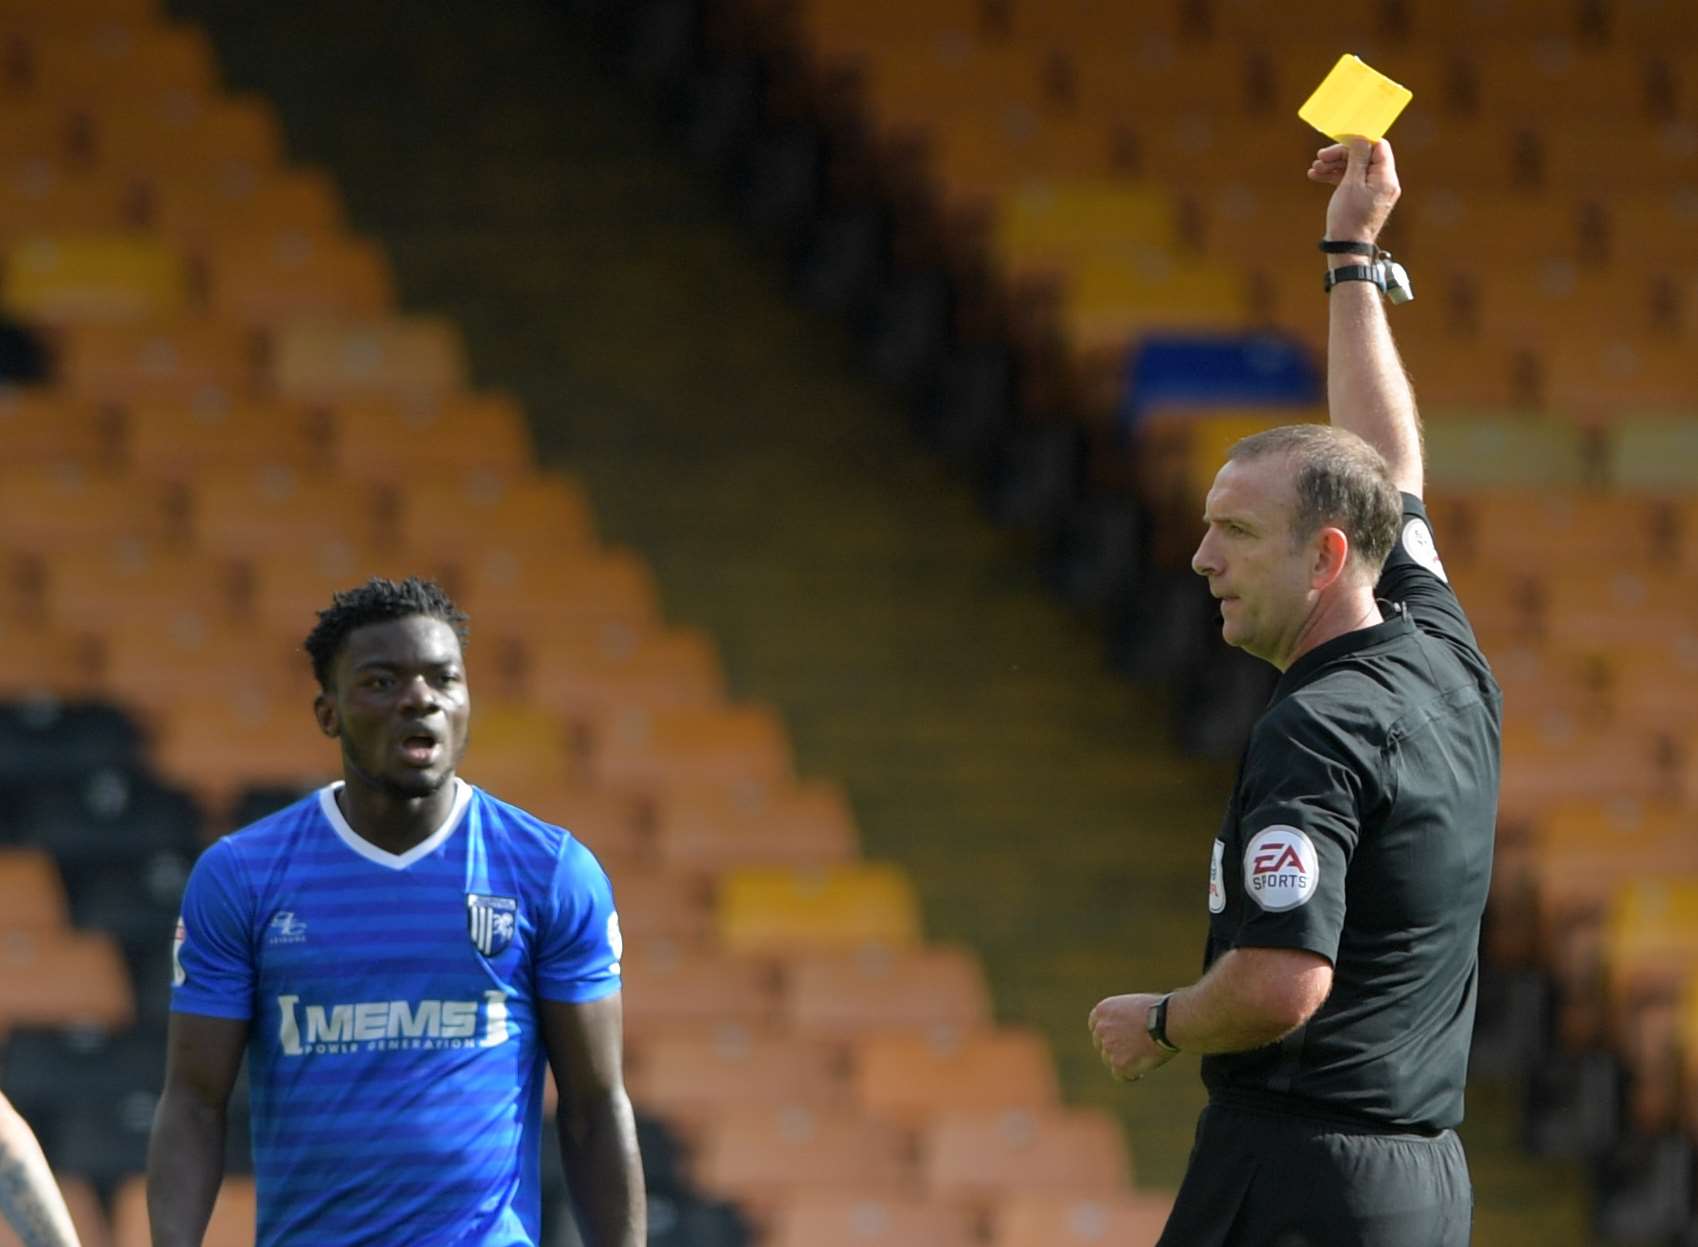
[1243,826,1319,912]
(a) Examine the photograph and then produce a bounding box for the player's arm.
[146,1013,248,1247]
[1309,138,1423,497]
[0,1092,82,1247]
[540,994,645,1247]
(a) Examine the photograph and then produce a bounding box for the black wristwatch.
[1146,993,1180,1054]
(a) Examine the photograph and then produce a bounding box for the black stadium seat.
[12,768,202,890]
[0,701,142,786]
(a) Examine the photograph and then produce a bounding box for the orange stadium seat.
[245,544,436,637]
[150,692,339,803]
[626,1028,852,1124]
[785,946,991,1037]
[1452,262,1670,343]
[125,399,327,478]
[455,701,575,793]
[619,940,781,1033]
[43,543,239,628]
[459,546,659,639]
[1497,718,1674,819]
[93,94,282,180]
[717,862,922,954]
[1540,121,1698,194]
[766,1194,980,1247]
[0,930,133,1036]
[147,167,345,248]
[1,0,157,27]
[923,112,1124,207]
[857,45,1050,133]
[1610,640,1698,735]
[1399,0,1584,42]
[100,618,308,717]
[991,1191,1176,1247]
[24,24,215,105]
[0,625,102,700]
[652,778,859,872]
[1403,190,1584,266]
[0,849,68,931]
[0,102,88,164]
[1101,114,1317,194]
[1454,488,1671,572]
[1540,568,1688,652]
[588,702,792,793]
[610,867,716,944]
[0,1174,111,1247]
[0,466,175,551]
[206,231,392,326]
[1,233,185,323]
[0,166,130,240]
[853,1027,1058,1124]
[696,1107,917,1207]
[1599,192,1698,268]
[1004,0,1185,44]
[1069,43,1261,119]
[57,320,254,403]
[0,391,115,466]
[270,317,467,403]
[1420,413,1591,488]
[922,1108,1130,1202]
[336,395,538,486]
[524,626,724,726]
[189,467,386,558]
[792,0,987,54]
[112,1174,253,1247]
[1465,45,1661,121]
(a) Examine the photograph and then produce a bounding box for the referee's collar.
[1275,602,1415,698]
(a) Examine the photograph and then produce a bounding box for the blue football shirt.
[171,780,623,1247]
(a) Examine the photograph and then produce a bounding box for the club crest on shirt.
[467,894,518,957]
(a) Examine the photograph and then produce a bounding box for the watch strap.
[1324,264,1388,294]
[1318,239,1378,256]
[1147,993,1180,1053]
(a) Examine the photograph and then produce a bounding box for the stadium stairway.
[169,1,1596,1241]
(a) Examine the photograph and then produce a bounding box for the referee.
[1089,138,1501,1246]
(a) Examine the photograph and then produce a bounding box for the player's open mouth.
[398,732,442,765]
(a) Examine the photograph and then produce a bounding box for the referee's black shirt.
[1200,493,1501,1133]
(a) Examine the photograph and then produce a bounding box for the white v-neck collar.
[317,779,472,870]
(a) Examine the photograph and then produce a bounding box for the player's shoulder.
[210,788,331,870]
[468,786,601,871]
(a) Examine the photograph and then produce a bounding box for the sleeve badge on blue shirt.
[467,894,519,957]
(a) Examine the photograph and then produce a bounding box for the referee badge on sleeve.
[467,894,518,957]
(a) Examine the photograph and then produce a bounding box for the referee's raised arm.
[1309,138,1424,497]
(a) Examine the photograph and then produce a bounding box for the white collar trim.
[317,779,472,870]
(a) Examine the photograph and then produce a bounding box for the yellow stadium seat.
[653,778,859,873]
[923,1108,1130,1202]
[94,94,282,180]
[26,24,215,105]
[785,946,991,1037]
[1606,878,1698,1005]
[456,701,574,794]
[112,1173,253,1247]
[1062,253,1249,353]
[0,466,174,550]
[627,1028,851,1122]
[190,467,385,558]
[0,849,68,931]
[719,862,918,954]
[2,233,185,323]
[0,165,129,239]
[766,1194,980,1247]
[619,941,780,1033]
[58,320,253,403]
[126,400,326,478]
[270,317,467,403]
[588,702,791,794]
[148,168,344,248]
[925,113,1123,207]
[1605,415,1698,490]
[854,1028,1058,1124]
[1421,411,1591,487]
[992,180,1176,275]
[0,391,115,466]
[0,930,133,1037]
[342,396,539,488]
[697,1107,916,1207]
[525,627,723,727]
[206,231,391,326]
[992,1191,1176,1247]
[0,625,102,700]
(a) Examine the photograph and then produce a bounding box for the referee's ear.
[314,689,342,740]
[1310,526,1352,592]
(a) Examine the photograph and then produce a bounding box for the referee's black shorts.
[1156,1102,1473,1247]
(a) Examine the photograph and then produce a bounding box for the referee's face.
[321,614,472,799]
[1193,457,1316,668]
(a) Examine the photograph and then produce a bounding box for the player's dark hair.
[304,576,470,689]
[1228,425,1403,573]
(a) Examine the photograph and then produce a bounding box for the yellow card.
[1297,54,1413,142]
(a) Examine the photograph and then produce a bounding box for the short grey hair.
[1227,425,1402,573]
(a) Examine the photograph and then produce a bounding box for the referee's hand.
[1089,992,1179,1083]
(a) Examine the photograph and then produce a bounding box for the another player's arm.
[540,994,645,1247]
[0,1092,81,1247]
[146,1013,248,1247]
[1309,138,1423,497]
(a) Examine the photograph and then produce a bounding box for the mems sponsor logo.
[277,991,511,1056]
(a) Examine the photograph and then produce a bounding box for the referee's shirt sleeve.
[535,835,623,1004]
[171,838,258,1020]
[1228,706,1364,964]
